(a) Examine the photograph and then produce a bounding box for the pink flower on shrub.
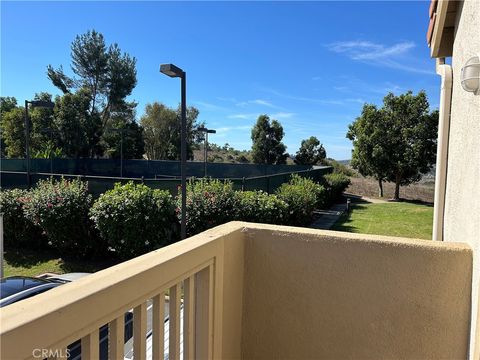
[47,202,53,208]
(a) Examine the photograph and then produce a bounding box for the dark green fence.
[0,167,332,197]
[0,158,315,179]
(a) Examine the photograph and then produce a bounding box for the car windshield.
[0,277,52,300]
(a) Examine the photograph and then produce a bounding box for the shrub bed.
[90,182,178,259]
[276,174,326,226]
[2,173,349,260]
[237,190,287,225]
[181,178,240,236]
[22,178,97,257]
[0,189,44,248]
[323,173,351,204]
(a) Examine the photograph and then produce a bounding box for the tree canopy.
[294,136,326,165]
[347,91,438,200]
[47,30,137,126]
[140,102,201,160]
[251,114,288,165]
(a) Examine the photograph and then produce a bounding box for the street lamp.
[197,126,216,177]
[160,63,187,240]
[25,99,55,187]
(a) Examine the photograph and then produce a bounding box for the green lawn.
[332,202,433,240]
[3,247,119,277]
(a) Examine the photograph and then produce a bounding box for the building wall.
[444,0,480,357]
[241,227,472,359]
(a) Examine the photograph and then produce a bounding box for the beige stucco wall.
[443,1,480,357]
[240,226,472,359]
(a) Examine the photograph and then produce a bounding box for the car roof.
[46,272,91,283]
[0,276,55,300]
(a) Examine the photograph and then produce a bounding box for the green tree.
[102,107,145,159]
[0,97,19,157]
[47,30,137,158]
[1,107,25,158]
[0,97,17,114]
[47,30,137,126]
[29,93,55,155]
[294,136,326,165]
[140,102,201,160]
[347,104,390,197]
[347,91,438,200]
[0,94,56,158]
[52,89,103,158]
[251,114,288,164]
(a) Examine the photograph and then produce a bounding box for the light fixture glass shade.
[461,56,480,94]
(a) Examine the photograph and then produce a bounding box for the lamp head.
[160,63,184,78]
[30,100,55,109]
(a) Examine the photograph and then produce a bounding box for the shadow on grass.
[396,198,434,207]
[344,193,434,207]
[331,204,367,233]
[4,247,120,274]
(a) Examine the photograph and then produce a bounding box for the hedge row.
[0,173,350,259]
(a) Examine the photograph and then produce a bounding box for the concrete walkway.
[310,203,347,230]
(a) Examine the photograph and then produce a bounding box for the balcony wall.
[241,225,472,359]
[0,222,473,359]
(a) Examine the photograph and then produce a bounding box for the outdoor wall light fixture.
[460,55,480,95]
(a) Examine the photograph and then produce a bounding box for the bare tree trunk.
[378,178,384,197]
[394,174,401,201]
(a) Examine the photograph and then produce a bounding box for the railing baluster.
[184,275,196,360]
[109,315,125,360]
[195,265,214,360]
[169,283,181,360]
[81,328,99,360]
[152,292,165,360]
[133,303,147,360]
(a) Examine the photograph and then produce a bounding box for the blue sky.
[1,1,438,160]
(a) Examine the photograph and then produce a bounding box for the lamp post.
[197,126,216,177]
[25,100,55,187]
[160,63,187,240]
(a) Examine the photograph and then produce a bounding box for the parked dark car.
[0,276,62,307]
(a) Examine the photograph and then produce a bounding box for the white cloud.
[192,100,227,111]
[328,40,414,60]
[227,113,258,120]
[236,99,277,108]
[215,125,252,137]
[216,96,238,103]
[261,88,355,106]
[326,40,433,75]
[271,112,296,119]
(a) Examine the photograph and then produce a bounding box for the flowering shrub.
[181,178,240,236]
[23,178,97,256]
[0,189,44,248]
[276,174,326,226]
[90,182,178,259]
[237,190,287,225]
